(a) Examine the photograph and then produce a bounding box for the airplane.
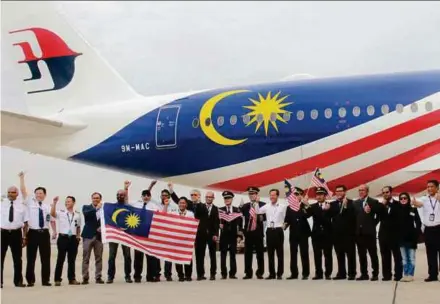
[1,1,439,199]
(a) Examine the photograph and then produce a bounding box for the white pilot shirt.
[54,209,81,235]
[172,209,195,218]
[258,202,288,228]
[25,197,53,230]
[0,198,29,230]
[130,200,160,211]
[158,202,178,213]
[419,195,440,227]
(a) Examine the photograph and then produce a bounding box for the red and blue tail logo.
[9,27,82,94]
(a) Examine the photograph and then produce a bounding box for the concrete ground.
[1,243,439,304]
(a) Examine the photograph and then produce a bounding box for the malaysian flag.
[102,203,198,264]
[311,168,333,197]
[284,179,300,211]
[218,209,242,222]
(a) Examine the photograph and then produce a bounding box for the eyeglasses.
[399,197,409,201]
[205,196,214,199]
[190,194,198,196]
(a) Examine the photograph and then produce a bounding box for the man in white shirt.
[173,196,195,282]
[257,189,288,280]
[19,172,56,287]
[413,179,440,282]
[50,196,81,286]
[1,186,28,288]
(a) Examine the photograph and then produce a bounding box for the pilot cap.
[222,191,235,199]
[315,187,328,195]
[247,186,260,194]
[294,187,304,195]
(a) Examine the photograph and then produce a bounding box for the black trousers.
[54,235,79,282]
[220,235,237,277]
[267,228,284,277]
[379,238,402,280]
[133,250,148,281]
[176,260,193,279]
[158,261,172,278]
[289,236,309,277]
[195,236,207,278]
[424,225,440,279]
[107,242,131,280]
[26,229,51,284]
[333,236,356,278]
[356,234,379,277]
[312,235,333,277]
[244,231,265,277]
[1,229,23,286]
[206,237,217,276]
[146,255,160,280]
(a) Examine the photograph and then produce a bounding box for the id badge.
[270,221,274,228]
[68,229,72,236]
[46,214,51,222]
[429,213,435,222]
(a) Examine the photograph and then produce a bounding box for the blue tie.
[38,202,44,228]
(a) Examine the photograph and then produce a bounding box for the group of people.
[1,172,440,288]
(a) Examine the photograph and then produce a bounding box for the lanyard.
[271,203,278,221]
[428,197,438,212]
[67,212,74,227]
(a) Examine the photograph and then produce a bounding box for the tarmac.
[1,243,439,304]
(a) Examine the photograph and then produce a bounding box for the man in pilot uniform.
[219,191,242,279]
[241,186,266,279]
[284,187,311,280]
[1,186,28,288]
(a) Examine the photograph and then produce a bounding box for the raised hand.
[124,180,131,189]
[53,196,59,204]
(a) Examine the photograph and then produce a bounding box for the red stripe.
[152,216,199,229]
[390,169,440,195]
[105,234,189,262]
[208,109,440,191]
[150,224,196,236]
[153,211,199,223]
[305,139,440,195]
[147,230,195,242]
[106,229,192,256]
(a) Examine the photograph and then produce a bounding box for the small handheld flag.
[285,179,300,211]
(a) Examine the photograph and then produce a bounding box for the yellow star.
[125,213,141,229]
[243,91,292,135]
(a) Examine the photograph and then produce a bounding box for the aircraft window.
[257,114,263,123]
[192,118,199,128]
[230,115,237,125]
[338,107,347,118]
[282,112,291,121]
[410,103,418,113]
[270,113,277,122]
[396,103,404,113]
[297,110,304,121]
[381,104,390,115]
[243,114,250,124]
[324,108,332,119]
[353,106,361,117]
[310,109,318,120]
[205,118,212,126]
[217,116,224,127]
[367,105,375,116]
[425,101,433,112]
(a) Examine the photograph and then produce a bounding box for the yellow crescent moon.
[199,90,250,146]
[112,208,129,225]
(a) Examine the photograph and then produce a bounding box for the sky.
[2,1,440,207]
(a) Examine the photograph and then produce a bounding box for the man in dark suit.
[205,191,220,280]
[329,185,357,280]
[353,184,380,281]
[377,186,402,281]
[241,186,266,280]
[305,187,333,280]
[283,187,311,280]
[81,192,105,284]
[219,191,242,279]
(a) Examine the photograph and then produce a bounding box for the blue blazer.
[81,204,101,239]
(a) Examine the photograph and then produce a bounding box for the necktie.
[9,201,14,222]
[227,207,230,214]
[143,202,147,209]
[38,201,44,228]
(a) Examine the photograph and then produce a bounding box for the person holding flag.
[283,182,311,280]
[218,191,242,280]
[241,186,266,280]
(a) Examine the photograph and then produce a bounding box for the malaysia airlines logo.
[9,27,82,94]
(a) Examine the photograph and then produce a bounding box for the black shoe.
[197,276,206,281]
[221,275,227,280]
[370,276,378,281]
[96,279,105,284]
[153,277,160,282]
[134,279,141,283]
[210,276,215,281]
[302,276,309,280]
[185,277,192,282]
[81,280,89,285]
[286,275,298,280]
[276,276,282,280]
[42,282,52,286]
[15,283,26,287]
[393,277,402,282]
[356,276,369,281]
[265,276,275,280]
[347,276,355,281]
[229,275,238,279]
[178,277,185,282]
[243,275,253,280]
[382,277,392,282]
[312,276,323,280]
[325,276,331,280]
[166,277,172,282]
[106,279,113,284]
[256,275,264,280]
[125,278,133,283]
[69,280,80,285]
[27,283,34,287]
[424,277,438,282]
[333,276,346,280]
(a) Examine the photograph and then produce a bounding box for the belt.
[29,228,49,232]
[1,228,21,232]
[267,227,283,230]
[425,225,440,229]
[59,233,77,237]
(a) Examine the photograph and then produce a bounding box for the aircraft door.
[155,105,180,149]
